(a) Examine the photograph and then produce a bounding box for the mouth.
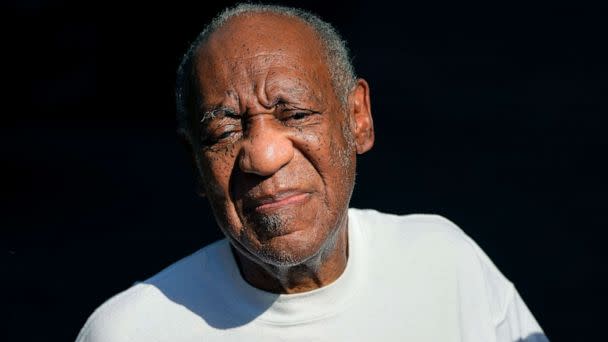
[247,191,311,214]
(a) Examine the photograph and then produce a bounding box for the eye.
[290,112,310,120]
[279,109,320,127]
[201,124,241,146]
[283,111,316,123]
[213,124,242,141]
[217,130,236,140]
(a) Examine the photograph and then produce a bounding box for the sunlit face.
[193,14,365,266]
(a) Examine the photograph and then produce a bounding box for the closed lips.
[248,191,311,212]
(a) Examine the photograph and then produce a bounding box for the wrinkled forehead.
[204,13,325,57]
[194,13,332,109]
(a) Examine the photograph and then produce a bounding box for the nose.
[239,117,294,176]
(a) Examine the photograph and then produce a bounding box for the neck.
[232,217,349,294]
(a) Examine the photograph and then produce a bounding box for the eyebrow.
[200,106,240,124]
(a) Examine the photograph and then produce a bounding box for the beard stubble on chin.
[244,206,327,266]
[250,212,286,241]
[247,211,301,265]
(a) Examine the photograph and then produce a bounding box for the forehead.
[194,13,332,108]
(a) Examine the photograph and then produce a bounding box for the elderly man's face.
[193,14,372,266]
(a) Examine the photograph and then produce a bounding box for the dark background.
[3,1,607,341]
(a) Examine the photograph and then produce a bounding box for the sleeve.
[494,286,550,342]
[454,227,550,342]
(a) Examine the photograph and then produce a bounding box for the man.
[77,4,548,341]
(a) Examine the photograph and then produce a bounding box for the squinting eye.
[289,112,310,120]
[280,110,319,127]
[217,131,236,140]
[202,126,241,145]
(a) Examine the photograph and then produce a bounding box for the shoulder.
[350,208,483,272]
[75,281,156,342]
[350,208,516,324]
[76,240,227,342]
[348,207,471,248]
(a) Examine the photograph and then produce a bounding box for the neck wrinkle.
[233,214,349,294]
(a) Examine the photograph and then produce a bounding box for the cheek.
[294,120,354,193]
[324,120,356,198]
[292,126,331,184]
[295,128,323,159]
[199,146,246,233]
[200,145,239,197]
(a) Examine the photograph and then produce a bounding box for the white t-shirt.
[76,208,548,341]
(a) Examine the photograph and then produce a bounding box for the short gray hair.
[175,3,357,144]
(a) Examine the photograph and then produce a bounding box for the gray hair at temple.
[175,3,357,144]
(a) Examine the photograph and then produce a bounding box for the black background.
[3,1,607,341]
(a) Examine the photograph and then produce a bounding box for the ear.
[179,133,206,198]
[349,78,374,154]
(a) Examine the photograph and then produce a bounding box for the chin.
[243,206,332,262]
[252,229,323,267]
[226,197,348,267]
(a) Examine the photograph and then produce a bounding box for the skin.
[191,13,374,294]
